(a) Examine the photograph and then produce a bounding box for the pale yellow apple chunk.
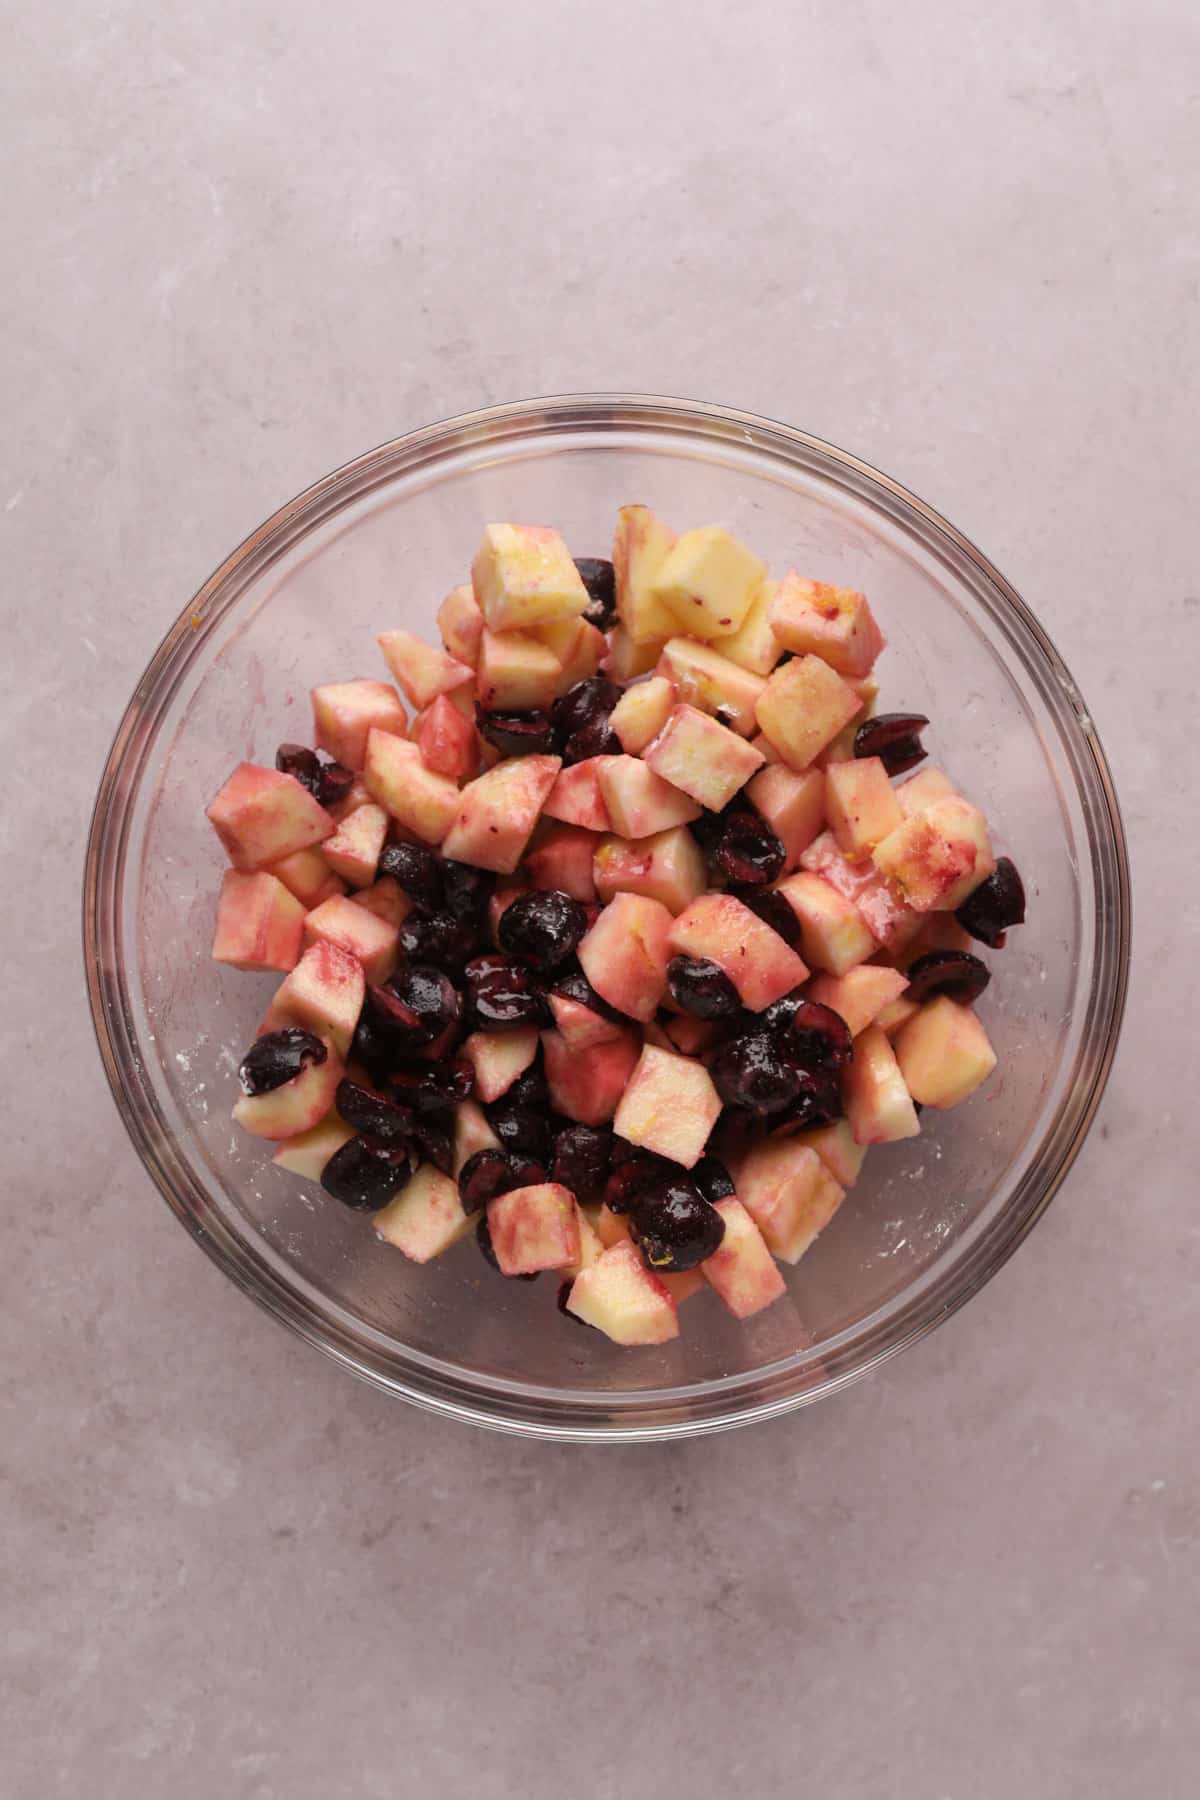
[566,1240,679,1345]
[713,578,784,675]
[843,1025,921,1145]
[612,504,678,643]
[613,1045,722,1169]
[656,638,767,737]
[733,1140,846,1264]
[895,997,997,1108]
[755,655,861,770]
[642,704,764,811]
[650,526,766,641]
[873,797,995,912]
[471,523,591,632]
[374,1166,475,1263]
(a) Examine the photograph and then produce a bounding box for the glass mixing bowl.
[84,396,1130,1440]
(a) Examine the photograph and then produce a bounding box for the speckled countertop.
[5,2,1198,1794]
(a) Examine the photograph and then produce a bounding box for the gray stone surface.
[3,2,1197,1794]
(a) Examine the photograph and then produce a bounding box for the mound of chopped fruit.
[206,511,1026,1347]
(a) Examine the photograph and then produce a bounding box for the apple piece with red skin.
[206,763,335,870]
[462,1026,540,1103]
[745,765,825,873]
[363,729,460,846]
[437,583,485,666]
[712,577,783,676]
[476,627,562,710]
[265,846,345,909]
[541,1025,643,1124]
[873,797,995,913]
[593,825,705,915]
[768,572,886,677]
[377,628,474,710]
[312,679,408,771]
[211,870,307,972]
[541,757,615,832]
[260,940,365,1058]
[798,830,920,954]
[805,965,909,1037]
[650,525,766,641]
[374,1166,474,1263]
[610,675,676,754]
[453,1098,501,1175]
[487,1182,581,1276]
[271,1112,355,1181]
[565,1239,679,1344]
[349,876,411,930]
[413,693,477,781]
[843,1024,921,1145]
[440,753,562,874]
[233,1039,344,1141]
[656,638,767,737]
[641,705,765,812]
[732,1138,845,1263]
[612,1044,722,1170]
[321,801,388,888]
[596,754,702,838]
[668,893,809,1011]
[525,823,599,902]
[895,997,997,1109]
[896,766,959,819]
[303,893,400,986]
[577,891,674,1022]
[471,523,591,632]
[328,775,373,823]
[557,1204,604,1282]
[775,872,877,975]
[824,757,903,859]
[612,503,678,644]
[604,625,667,681]
[755,655,861,771]
[791,1119,868,1189]
[700,1199,786,1319]
[548,990,625,1052]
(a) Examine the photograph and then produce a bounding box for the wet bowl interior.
[85,396,1129,1440]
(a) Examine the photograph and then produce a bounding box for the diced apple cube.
[898,913,976,967]
[211,869,307,972]
[566,1240,679,1345]
[755,656,862,770]
[843,1024,921,1145]
[531,615,606,691]
[896,765,959,818]
[776,873,877,975]
[895,997,997,1109]
[377,629,474,710]
[824,758,903,859]
[593,826,705,915]
[792,1118,868,1188]
[312,679,408,771]
[303,893,399,985]
[437,583,486,666]
[798,830,920,954]
[577,891,673,1021]
[439,754,562,873]
[610,675,676,754]
[642,705,764,812]
[349,876,410,930]
[596,753,702,838]
[265,846,345,909]
[463,1026,540,1103]
[662,1013,723,1056]
[650,526,766,641]
[604,625,667,680]
[524,823,599,901]
[488,1183,580,1276]
[453,1098,501,1175]
[549,989,624,1051]
[476,627,562,710]
[374,1165,474,1263]
[413,693,477,780]
[471,523,591,632]
[745,765,826,873]
[271,1113,355,1181]
[734,1139,845,1263]
[321,801,387,887]
[261,940,364,1058]
[542,1025,643,1123]
[612,1044,722,1169]
[232,1042,343,1141]
[769,571,886,677]
[806,965,910,1036]
[713,577,783,675]
[751,730,782,765]
[656,638,767,737]
[668,893,809,1011]
[363,729,460,846]
[206,763,335,870]
[591,1204,632,1249]
[328,775,373,823]
[541,757,615,832]
[701,1199,786,1319]
[873,797,996,912]
[612,504,678,643]
[558,1205,604,1282]
[875,994,921,1037]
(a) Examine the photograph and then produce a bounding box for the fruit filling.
[206,512,1026,1346]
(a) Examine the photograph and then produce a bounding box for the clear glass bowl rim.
[83,393,1131,1442]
